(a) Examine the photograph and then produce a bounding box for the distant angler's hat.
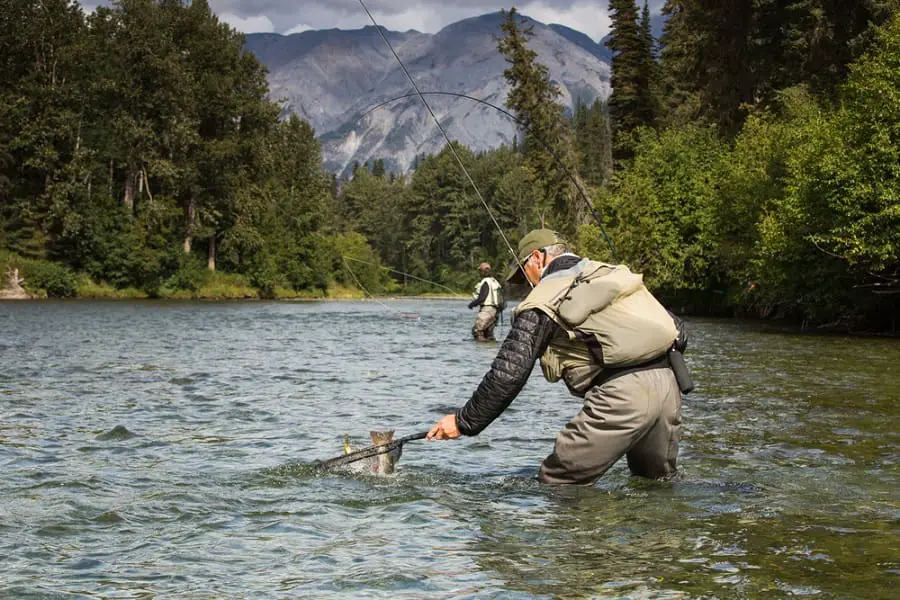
[506,228,566,284]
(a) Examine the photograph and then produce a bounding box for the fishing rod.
[356,0,533,288]
[358,91,618,261]
[342,255,465,296]
[316,430,429,469]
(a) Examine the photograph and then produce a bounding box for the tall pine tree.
[498,7,578,235]
[607,0,656,161]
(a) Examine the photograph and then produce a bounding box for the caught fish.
[343,430,403,475]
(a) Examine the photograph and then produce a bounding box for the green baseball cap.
[506,228,566,283]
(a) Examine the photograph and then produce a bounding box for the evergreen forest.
[1,0,899,332]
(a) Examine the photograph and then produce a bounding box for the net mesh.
[316,431,428,469]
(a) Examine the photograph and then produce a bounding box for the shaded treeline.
[0,0,374,298]
[2,0,899,332]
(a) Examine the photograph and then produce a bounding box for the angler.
[468,262,504,342]
[428,229,692,484]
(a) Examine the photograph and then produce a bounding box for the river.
[1,300,897,598]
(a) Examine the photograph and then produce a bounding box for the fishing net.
[316,431,428,469]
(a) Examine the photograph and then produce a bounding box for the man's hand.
[427,413,461,440]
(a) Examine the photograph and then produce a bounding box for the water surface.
[1,300,897,598]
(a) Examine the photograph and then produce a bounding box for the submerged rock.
[95,425,137,441]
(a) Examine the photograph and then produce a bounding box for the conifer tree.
[659,0,898,132]
[574,101,613,186]
[498,7,578,235]
[607,0,655,161]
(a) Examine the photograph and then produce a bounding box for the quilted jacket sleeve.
[455,308,558,435]
[468,281,488,309]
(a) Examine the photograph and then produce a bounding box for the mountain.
[550,23,612,63]
[244,12,611,175]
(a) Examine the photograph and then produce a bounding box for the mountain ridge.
[244,11,613,174]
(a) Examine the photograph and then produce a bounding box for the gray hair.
[543,243,568,258]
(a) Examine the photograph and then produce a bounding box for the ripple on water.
[1,308,898,598]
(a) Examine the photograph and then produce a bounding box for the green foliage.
[748,15,900,323]
[585,12,900,328]
[607,125,724,297]
[710,90,814,299]
[331,231,390,295]
[247,255,281,299]
[574,101,613,187]
[1,0,896,333]
[659,0,899,132]
[814,13,900,273]
[166,254,208,293]
[21,259,77,298]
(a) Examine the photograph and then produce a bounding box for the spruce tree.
[574,101,613,187]
[498,7,578,235]
[607,0,655,161]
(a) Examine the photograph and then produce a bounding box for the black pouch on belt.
[668,346,694,394]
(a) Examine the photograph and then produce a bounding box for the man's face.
[523,249,545,286]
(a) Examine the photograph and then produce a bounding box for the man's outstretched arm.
[428,309,557,439]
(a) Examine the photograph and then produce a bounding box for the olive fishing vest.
[474,277,501,308]
[514,258,678,394]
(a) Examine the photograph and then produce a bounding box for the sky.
[205,1,666,43]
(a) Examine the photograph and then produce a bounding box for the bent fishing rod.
[355,0,617,262]
[357,0,533,287]
[358,91,618,261]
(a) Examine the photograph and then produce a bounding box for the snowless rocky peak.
[244,12,611,175]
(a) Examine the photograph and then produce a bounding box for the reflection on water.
[1,301,898,598]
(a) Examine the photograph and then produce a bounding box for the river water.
[1,300,897,599]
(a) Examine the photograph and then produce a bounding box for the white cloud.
[284,23,314,35]
[219,12,275,33]
[522,1,612,41]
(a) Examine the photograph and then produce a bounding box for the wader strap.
[592,353,671,388]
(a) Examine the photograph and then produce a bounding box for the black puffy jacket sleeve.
[468,282,488,309]
[455,308,558,435]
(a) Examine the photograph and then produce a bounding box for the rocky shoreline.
[0,267,31,300]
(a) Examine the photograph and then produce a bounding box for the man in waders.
[468,262,502,342]
[428,229,689,484]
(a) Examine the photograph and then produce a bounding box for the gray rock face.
[244,12,611,175]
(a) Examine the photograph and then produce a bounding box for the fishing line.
[342,256,421,319]
[341,255,392,310]
[359,91,618,261]
[356,0,532,287]
[342,255,464,296]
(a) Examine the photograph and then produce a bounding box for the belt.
[592,353,671,388]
